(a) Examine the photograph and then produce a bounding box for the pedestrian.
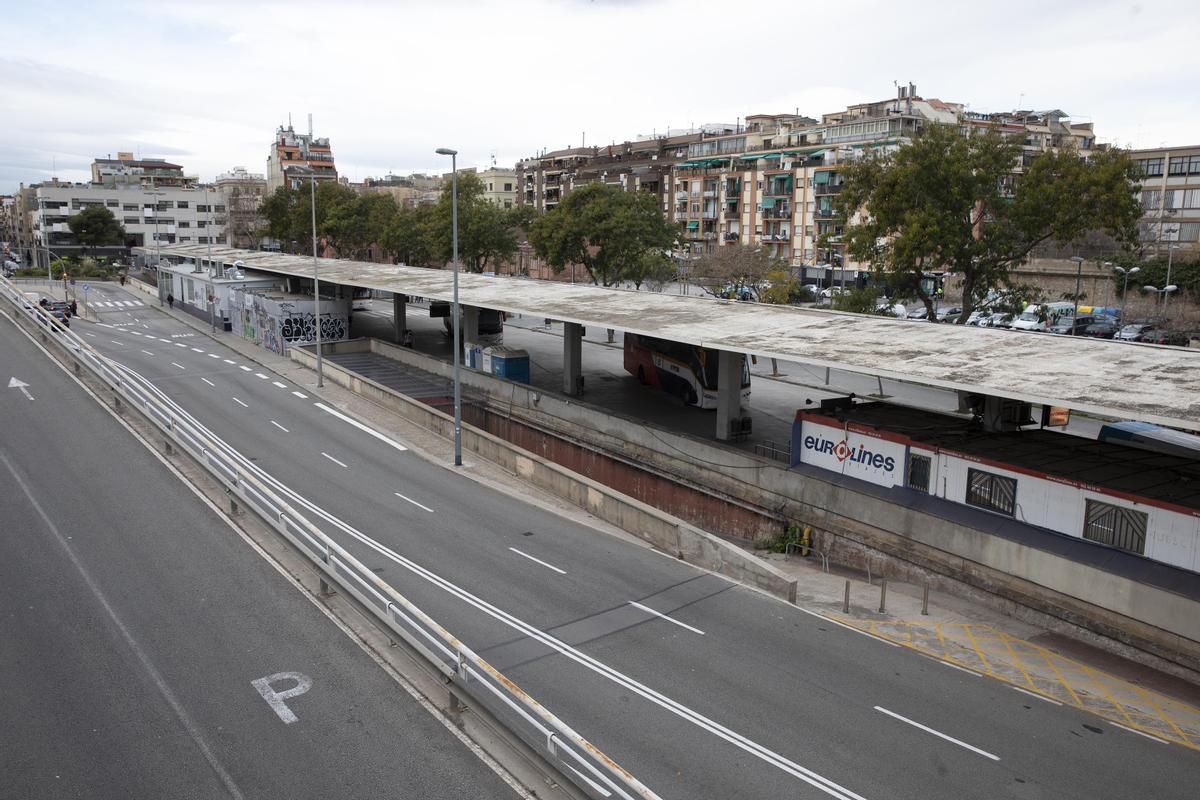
[69,299,77,317]
[119,274,126,286]
[402,329,414,348]
[167,292,174,309]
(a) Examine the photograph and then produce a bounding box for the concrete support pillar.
[463,305,479,343]
[715,350,743,441]
[392,293,407,343]
[563,322,583,396]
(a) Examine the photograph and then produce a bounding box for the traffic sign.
[82,283,91,293]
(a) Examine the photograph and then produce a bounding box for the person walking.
[167,292,174,309]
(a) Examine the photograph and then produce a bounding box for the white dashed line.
[208,353,220,359]
[629,601,705,635]
[171,362,186,370]
[201,378,215,387]
[159,338,171,343]
[508,547,566,575]
[272,381,287,389]
[935,659,982,678]
[239,365,252,371]
[233,397,249,408]
[314,402,408,453]
[270,420,289,433]
[141,349,154,355]
[110,340,123,345]
[130,330,142,336]
[291,391,308,399]
[190,347,204,353]
[255,372,269,380]
[321,452,349,468]
[223,359,235,365]
[84,332,96,338]
[1009,686,1061,705]
[874,706,1000,761]
[394,492,435,513]
[1109,722,1169,744]
[175,342,187,348]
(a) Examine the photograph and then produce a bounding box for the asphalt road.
[0,300,518,799]
[10,282,1196,800]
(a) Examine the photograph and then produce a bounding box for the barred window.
[1083,500,1147,556]
[965,468,1016,516]
[907,454,931,492]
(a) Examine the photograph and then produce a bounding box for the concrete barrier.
[289,342,798,603]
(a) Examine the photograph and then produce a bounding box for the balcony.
[724,205,740,218]
[813,182,844,195]
[724,232,740,242]
[701,209,718,219]
[702,190,716,198]
[764,183,793,197]
[814,208,837,219]
[762,207,792,219]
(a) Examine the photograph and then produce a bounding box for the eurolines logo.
[804,434,896,472]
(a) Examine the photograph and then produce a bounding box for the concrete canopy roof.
[140,245,1200,432]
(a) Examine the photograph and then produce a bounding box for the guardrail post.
[879,578,887,614]
[843,580,850,613]
[229,495,238,516]
[163,439,173,455]
[319,577,333,596]
[113,394,122,412]
[922,583,930,616]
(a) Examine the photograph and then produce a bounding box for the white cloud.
[1,0,1197,192]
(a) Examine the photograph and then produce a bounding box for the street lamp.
[290,164,324,388]
[1112,265,1139,323]
[1069,255,1085,329]
[146,189,166,306]
[1142,284,1178,307]
[436,147,462,467]
[207,184,216,333]
[1164,243,1181,315]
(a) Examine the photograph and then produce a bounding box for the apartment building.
[360,173,443,207]
[216,167,267,249]
[91,152,198,187]
[478,166,518,208]
[1130,144,1200,258]
[266,122,338,193]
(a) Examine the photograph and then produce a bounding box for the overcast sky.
[2,0,1197,193]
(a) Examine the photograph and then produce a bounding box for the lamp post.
[1113,265,1139,323]
[1164,243,1181,315]
[436,147,462,467]
[147,189,166,306]
[1142,284,1178,314]
[1069,256,1085,334]
[207,184,216,332]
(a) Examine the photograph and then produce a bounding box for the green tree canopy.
[424,172,531,273]
[68,206,125,255]
[692,245,779,299]
[528,183,677,286]
[832,123,1144,322]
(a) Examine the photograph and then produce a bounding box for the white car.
[819,287,849,300]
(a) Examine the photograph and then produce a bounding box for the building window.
[1082,499,1147,555]
[123,204,138,211]
[178,221,190,228]
[196,205,209,213]
[123,217,140,225]
[197,220,206,228]
[177,201,189,208]
[965,468,1016,516]
[106,200,118,207]
[1136,158,1164,177]
[214,204,225,212]
[504,182,512,191]
[907,454,931,492]
[1168,154,1200,175]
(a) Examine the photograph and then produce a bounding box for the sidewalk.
[125,277,1200,752]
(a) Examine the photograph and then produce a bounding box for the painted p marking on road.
[251,672,313,725]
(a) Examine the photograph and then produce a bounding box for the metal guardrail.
[0,275,660,800]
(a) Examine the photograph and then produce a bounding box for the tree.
[759,268,811,304]
[832,285,881,314]
[323,191,397,261]
[691,245,779,299]
[426,172,530,273]
[628,249,676,291]
[381,204,437,266]
[68,206,124,257]
[529,182,677,286]
[832,123,1144,323]
[260,181,362,255]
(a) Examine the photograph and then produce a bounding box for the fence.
[0,275,660,800]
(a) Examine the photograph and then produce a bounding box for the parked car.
[47,299,73,318]
[965,310,988,326]
[1049,316,1100,335]
[1083,321,1119,339]
[875,302,906,318]
[818,287,849,300]
[1116,323,1156,341]
[1138,328,1189,346]
[982,312,1014,328]
[935,306,963,322]
[906,307,931,320]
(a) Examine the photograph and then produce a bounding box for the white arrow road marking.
[8,377,34,400]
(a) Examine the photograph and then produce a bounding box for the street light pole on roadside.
[1113,265,1139,323]
[147,188,165,306]
[1164,243,1181,315]
[436,147,462,467]
[207,184,217,332]
[1069,256,1085,334]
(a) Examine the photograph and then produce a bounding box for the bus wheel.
[684,387,697,406]
[636,366,646,384]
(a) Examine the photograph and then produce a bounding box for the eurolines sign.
[799,420,905,488]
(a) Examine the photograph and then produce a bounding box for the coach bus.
[624,332,750,408]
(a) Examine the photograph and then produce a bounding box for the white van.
[1010,302,1074,332]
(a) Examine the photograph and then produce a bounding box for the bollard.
[607,328,614,343]
[770,357,780,377]
[879,579,887,613]
[922,583,930,615]
[843,580,850,614]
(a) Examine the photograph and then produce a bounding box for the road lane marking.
[141,349,154,355]
[292,391,308,399]
[130,330,142,335]
[874,706,1000,761]
[84,332,96,337]
[201,378,215,387]
[255,372,270,379]
[171,362,186,370]
[110,340,123,345]
[233,397,249,408]
[223,359,235,364]
[270,420,289,432]
[629,601,705,635]
[159,337,171,342]
[796,608,900,647]
[508,547,566,574]
[174,342,187,348]
[936,659,982,677]
[314,402,408,452]
[208,353,220,359]
[1109,722,1169,744]
[272,381,287,388]
[394,492,435,513]
[240,365,253,371]
[250,672,313,725]
[321,452,349,468]
[191,347,204,353]
[1010,686,1061,705]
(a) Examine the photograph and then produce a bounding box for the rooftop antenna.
[288,112,292,129]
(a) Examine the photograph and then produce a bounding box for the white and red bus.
[624,333,750,409]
